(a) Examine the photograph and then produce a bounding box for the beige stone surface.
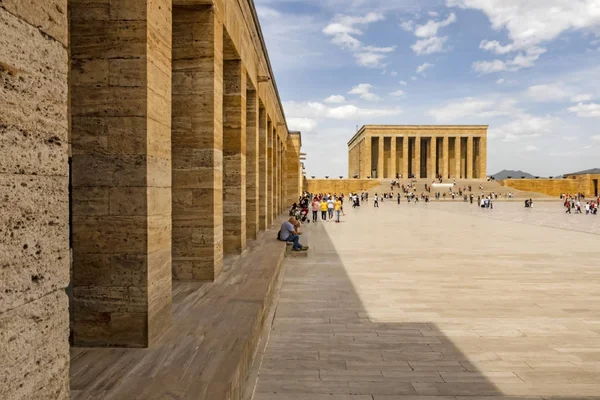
[172,6,224,281]
[0,291,69,400]
[0,6,69,399]
[502,174,600,198]
[305,179,381,195]
[70,0,172,347]
[253,201,600,399]
[70,225,287,400]
[223,57,247,254]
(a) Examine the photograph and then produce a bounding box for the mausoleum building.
[348,125,488,180]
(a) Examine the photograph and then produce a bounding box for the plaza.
[252,201,600,399]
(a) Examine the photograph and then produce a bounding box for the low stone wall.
[304,179,381,195]
[499,177,598,198]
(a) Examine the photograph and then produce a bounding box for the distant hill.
[492,170,535,180]
[564,168,600,176]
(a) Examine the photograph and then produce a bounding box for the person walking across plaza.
[320,198,328,221]
[374,193,379,208]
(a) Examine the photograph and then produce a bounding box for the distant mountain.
[564,168,600,176]
[492,170,535,180]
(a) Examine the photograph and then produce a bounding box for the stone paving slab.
[252,201,600,399]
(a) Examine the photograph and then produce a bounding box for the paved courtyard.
[252,201,600,399]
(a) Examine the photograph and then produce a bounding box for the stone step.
[285,243,309,257]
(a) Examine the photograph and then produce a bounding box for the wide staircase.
[363,178,554,201]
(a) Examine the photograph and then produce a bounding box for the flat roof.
[348,125,489,147]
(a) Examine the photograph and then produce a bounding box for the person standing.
[327,197,335,220]
[320,198,328,221]
[311,198,319,222]
[374,193,379,208]
[397,193,401,204]
[334,197,342,223]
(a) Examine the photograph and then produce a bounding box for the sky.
[255,0,600,178]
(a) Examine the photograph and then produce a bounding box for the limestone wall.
[0,2,70,399]
[500,176,600,198]
[304,179,381,195]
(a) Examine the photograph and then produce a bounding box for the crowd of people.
[279,183,599,250]
[563,195,599,214]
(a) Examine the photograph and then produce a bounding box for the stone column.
[442,136,449,179]
[479,135,487,179]
[429,137,437,179]
[364,137,372,178]
[415,137,421,179]
[1,3,70,397]
[455,137,462,179]
[378,136,384,179]
[273,134,281,219]
[258,106,268,229]
[267,122,274,225]
[403,136,409,178]
[467,136,474,179]
[71,0,172,347]
[172,8,223,282]
[246,88,259,240]
[223,59,247,254]
[390,137,397,178]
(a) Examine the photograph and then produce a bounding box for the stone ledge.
[70,223,287,400]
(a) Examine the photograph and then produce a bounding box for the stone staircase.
[361,179,554,200]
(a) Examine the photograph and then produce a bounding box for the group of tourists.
[564,196,599,214]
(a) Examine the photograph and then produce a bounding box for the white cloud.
[323,13,392,68]
[412,36,449,55]
[591,135,600,141]
[491,114,561,142]
[391,71,398,77]
[399,80,407,86]
[411,76,417,81]
[257,6,281,20]
[449,0,600,70]
[429,11,440,17]
[526,83,572,102]
[348,83,381,101]
[496,78,505,84]
[414,13,457,38]
[416,62,434,74]
[480,40,515,55]
[572,94,593,102]
[406,13,456,55]
[472,47,547,74]
[389,90,406,97]
[524,145,539,152]
[324,95,346,104]
[427,96,518,122]
[288,117,318,133]
[568,102,600,117]
[400,20,414,32]
[284,101,402,120]
[354,52,387,68]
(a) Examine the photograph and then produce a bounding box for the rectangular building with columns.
[348,125,488,180]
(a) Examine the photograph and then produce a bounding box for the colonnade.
[349,133,487,180]
[67,3,302,349]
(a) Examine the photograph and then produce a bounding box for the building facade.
[0,1,302,398]
[348,125,488,180]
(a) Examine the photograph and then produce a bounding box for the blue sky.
[255,0,600,177]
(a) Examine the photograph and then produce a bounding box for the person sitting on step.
[278,217,309,251]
